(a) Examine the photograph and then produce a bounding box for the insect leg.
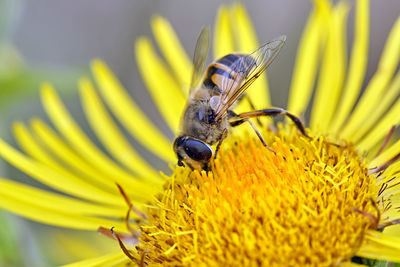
[229,116,275,153]
[245,95,263,126]
[214,128,228,159]
[237,108,309,137]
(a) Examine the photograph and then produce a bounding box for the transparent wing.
[214,35,286,120]
[189,26,210,92]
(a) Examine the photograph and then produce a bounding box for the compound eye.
[184,139,212,162]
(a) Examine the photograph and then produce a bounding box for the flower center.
[134,127,377,266]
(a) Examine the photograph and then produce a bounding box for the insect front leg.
[214,128,228,160]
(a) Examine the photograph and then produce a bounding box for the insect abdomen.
[202,54,254,92]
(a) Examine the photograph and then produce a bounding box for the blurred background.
[0,0,399,266]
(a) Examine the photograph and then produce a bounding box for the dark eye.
[184,139,212,161]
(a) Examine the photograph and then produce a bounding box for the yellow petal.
[310,2,349,132]
[61,252,128,267]
[30,118,137,193]
[0,188,125,230]
[230,3,270,109]
[212,5,253,114]
[341,262,365,267]
[14,121,117,193]
[357,96,400,152]
[340,16,400,139]
[383,224,400,237]
[213,5,234,59]
[48,231,120,264]
[328,0,369,133]
[287,0,330,116]
[370,138,400,168]
[40,83,158,200]
[351,72,400,145]
[79,77,163,185]
[0,178,124,217]
[151,15,192,88]
[135,37,185,133]
[357,230,400,262]
[90,59,174,161]
[0,138,123,205]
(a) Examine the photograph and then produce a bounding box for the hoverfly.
[173,26,308,170]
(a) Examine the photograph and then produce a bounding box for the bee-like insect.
[173,26,308,170]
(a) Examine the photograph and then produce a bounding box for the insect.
[173,26,308,170]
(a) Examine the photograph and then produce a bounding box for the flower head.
[1,1,400,266]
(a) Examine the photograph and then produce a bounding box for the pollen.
[133,127,377,266]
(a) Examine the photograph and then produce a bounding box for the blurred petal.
[341,16,400,139]
[357,231,400,262]
[91,60,174,161]
[151,16,192,88]
[0,138,123,205]
[79,77,163,184]
[61,252,128,267]
[14,121,119,194]
[353,72,400,147]
[0,178,124,217]
[230,3,270,109]
[135,37,185,133]
[30,118,146,197]
[213,5,234,59]
[356,93,400,152]
[287,0,330,116]
[0,187,125,230]
[310,2,349,131]
[40,83,159,199]
[329,0,369,133]
[369,138,400,167]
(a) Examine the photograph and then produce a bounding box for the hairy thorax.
[180,88,228,145]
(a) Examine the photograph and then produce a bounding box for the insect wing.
[214,35,286,120]
[189,26,210,92]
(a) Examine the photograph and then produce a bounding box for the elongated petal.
[352,72,400,145]
[30,118,139,194]
[0,190,126,230]
[79,77,163,185]
[151,16,192,88]
[0,138,123,205]
[287,0,330,116]
[357,96,400,152]
[61,252,128,267]
[13,121,124,194]
[357,230,400,262]
[40,84,158,199]
[135,37,185,133]
[369,138,400,167]
[310,3,349,131]
[91,60,174,161]
[329,0,369,133]
[213,5,234,59]
[213,5,251,114]
[341,16,400,139]
[0,178,125,217]
[230,3,270,110]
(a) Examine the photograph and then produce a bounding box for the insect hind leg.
[237,108,309,137]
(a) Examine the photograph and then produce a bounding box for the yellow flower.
[1,0,400,266]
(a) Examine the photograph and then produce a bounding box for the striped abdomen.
[202,53,255,92]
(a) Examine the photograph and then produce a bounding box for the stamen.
[97,227,138,245]
[369,153,400,174]
[111,227,137,263]
[116,183,149,220]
